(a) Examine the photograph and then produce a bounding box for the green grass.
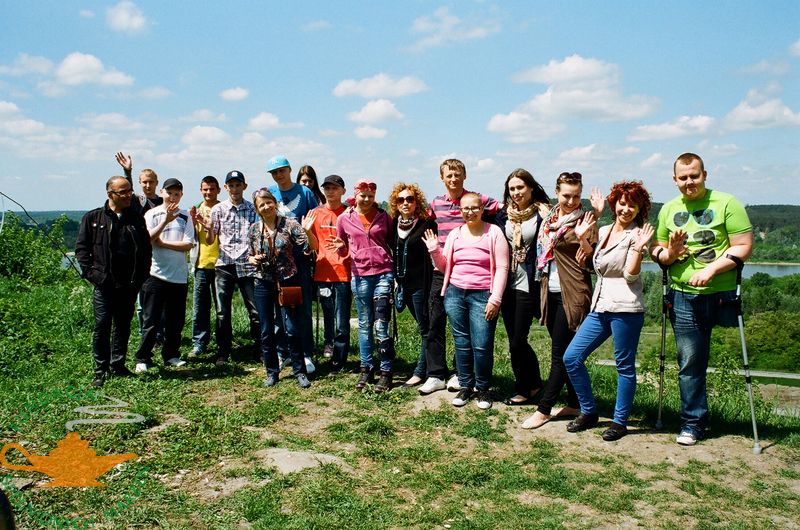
[1,275,799,529]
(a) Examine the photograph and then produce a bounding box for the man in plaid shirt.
[199,170,261,366]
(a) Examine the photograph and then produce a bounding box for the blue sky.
[1,1,799,211]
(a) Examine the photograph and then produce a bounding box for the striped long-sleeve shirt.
[428,190,501,247]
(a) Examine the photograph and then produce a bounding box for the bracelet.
[653,247,665,263]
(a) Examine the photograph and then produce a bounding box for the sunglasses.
[557,172,582,183]
[355,182,377,192]
[109,188,133,196]
[396,195,416,204]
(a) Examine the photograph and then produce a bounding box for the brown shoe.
[355,367,374,390]
[374,371,393,393]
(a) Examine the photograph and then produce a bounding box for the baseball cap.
[162,178,183,190]
[225,170,246,184]
[322,174,345,188]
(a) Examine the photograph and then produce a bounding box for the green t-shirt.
[656,189,751,294]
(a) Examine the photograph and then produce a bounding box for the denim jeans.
[135,277,188,363]
[191,267,217,352]
[92,284,138,376]
[318,281,352,367]
[564,311,644,425]
[214,264,260,359]
[668,288,738,437]
[406,287,430,378]
[351,272,394,371]
[443,285,497,391]
[254,278,305,376]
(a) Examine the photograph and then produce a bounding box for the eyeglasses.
[396,196,416,204]
[459,206,482,213]
[109,189,133,196]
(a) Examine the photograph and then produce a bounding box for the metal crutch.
[655,263,670,430]
[726,254,762,454]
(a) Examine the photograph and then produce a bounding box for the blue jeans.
[564,311,644,425]
[668,288,738,437]
[406,287,429,378]
[191,268,217,352]
[254,278,305,376]
[318,281,352,367]
[443,285,497,391]
[214,265,260,359]
[276,256,314,360]
[351,272,394,371]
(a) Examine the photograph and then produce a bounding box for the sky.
[1,1,799,212]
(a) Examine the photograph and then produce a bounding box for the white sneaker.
[676,431,698,446]
[418,377,446,395]
[166,357,187,367]
[447,374,461,392]
[475,390,493,410]
[304,357,316,374]
[134,363,149,373]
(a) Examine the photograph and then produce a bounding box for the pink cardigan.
[428,223,509,306]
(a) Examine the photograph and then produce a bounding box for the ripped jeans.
[352,272,395,371]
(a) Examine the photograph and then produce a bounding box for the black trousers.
[537,292,579,415]
[424,271,451,379]
[135,277,188,363]
[500,288,543,396]
[92,284,138,376]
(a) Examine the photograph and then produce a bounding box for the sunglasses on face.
[396,195,416,204]
[110,188,133,196]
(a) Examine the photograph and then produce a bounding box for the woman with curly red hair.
[562,180,654,441]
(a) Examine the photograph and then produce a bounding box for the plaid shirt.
[210,199,257,277]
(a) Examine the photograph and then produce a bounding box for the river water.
[640,262,800,278]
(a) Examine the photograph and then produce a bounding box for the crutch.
[726,254,762,454]
[655,263,670,430]
[315,288,320,354]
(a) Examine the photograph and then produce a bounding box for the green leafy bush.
[0,213,70,284]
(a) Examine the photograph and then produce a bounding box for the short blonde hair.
[387,182,430,219]
[439,158,465,178]
[139,168,158,182]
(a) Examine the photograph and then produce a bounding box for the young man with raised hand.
[266,155,318,373]
[651,152,753,446]
[306,174,352,372]
[76,176,152,387]
[188,175,221,358]
[115,152,164,216]
[199,170,262,366]
[418,159,501,395]
[134,178,194,372]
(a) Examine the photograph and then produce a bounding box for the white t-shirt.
[144,207,194,284]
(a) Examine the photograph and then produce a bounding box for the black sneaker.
[452,388,473,407]
[91,374,105,388]
[110,366,135,377]
[475,390,493,410]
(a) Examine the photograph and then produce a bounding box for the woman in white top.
[562,180,654,441]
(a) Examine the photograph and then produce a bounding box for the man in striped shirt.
[418,159,501,395]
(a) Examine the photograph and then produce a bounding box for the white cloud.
[489,54,657,142]
[55,52,134,86]
[739,60,790,76]
[181,126,230,145]
[302,20,331,31]
[220,87,249,101]
[0,100,47,135]
[723,88,800,131]
[697,140,740,157]
[79,9,94,18]
[0,53,54,76]
[474,158,498,172]
[180,109,227,122]
[77,112,144,131]
[790,39,800,57]
[408,7,500,52]
[333,73,428,98]
[139,86,171,99]
[640,153,663,168]
[557,144,639,164]
[248,112,304,130]
[106,1,147,34]
[348,99,404,123]
[628,115,715,141]
[354,125,387,139]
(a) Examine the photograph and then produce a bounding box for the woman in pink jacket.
[423,192,509,410]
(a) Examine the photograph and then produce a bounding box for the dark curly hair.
[607,180,652,227]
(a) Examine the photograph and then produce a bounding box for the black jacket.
[75,202,152,289]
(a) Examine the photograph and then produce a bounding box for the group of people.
[75,151,752,446]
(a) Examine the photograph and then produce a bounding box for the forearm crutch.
[726,254,762,454]
[655,263,670,430]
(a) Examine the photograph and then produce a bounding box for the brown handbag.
[277,283,303,307]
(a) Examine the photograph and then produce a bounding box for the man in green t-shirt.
[651,152,753,446]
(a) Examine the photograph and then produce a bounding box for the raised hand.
[667,229,688,261]
[165,201,179,222]
[327,236,345,251]
[115,152,132,172]
[574,212,596,241]
[590,187,605,217]
[300,212,316,233]
[422,228,439,252]
[633,223,655,253]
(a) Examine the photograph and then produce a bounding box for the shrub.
[0,213,70,284]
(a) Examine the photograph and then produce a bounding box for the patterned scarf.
[398,215,417,231]
[507,203,537,272]
[535,205,584,278]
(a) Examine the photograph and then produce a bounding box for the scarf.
[535,205,584,279]
[507,203,537,272]
[398,215,417,231]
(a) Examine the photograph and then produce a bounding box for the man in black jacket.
[75,176,152,387]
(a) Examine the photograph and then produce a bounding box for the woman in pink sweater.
[423,192,509,409]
